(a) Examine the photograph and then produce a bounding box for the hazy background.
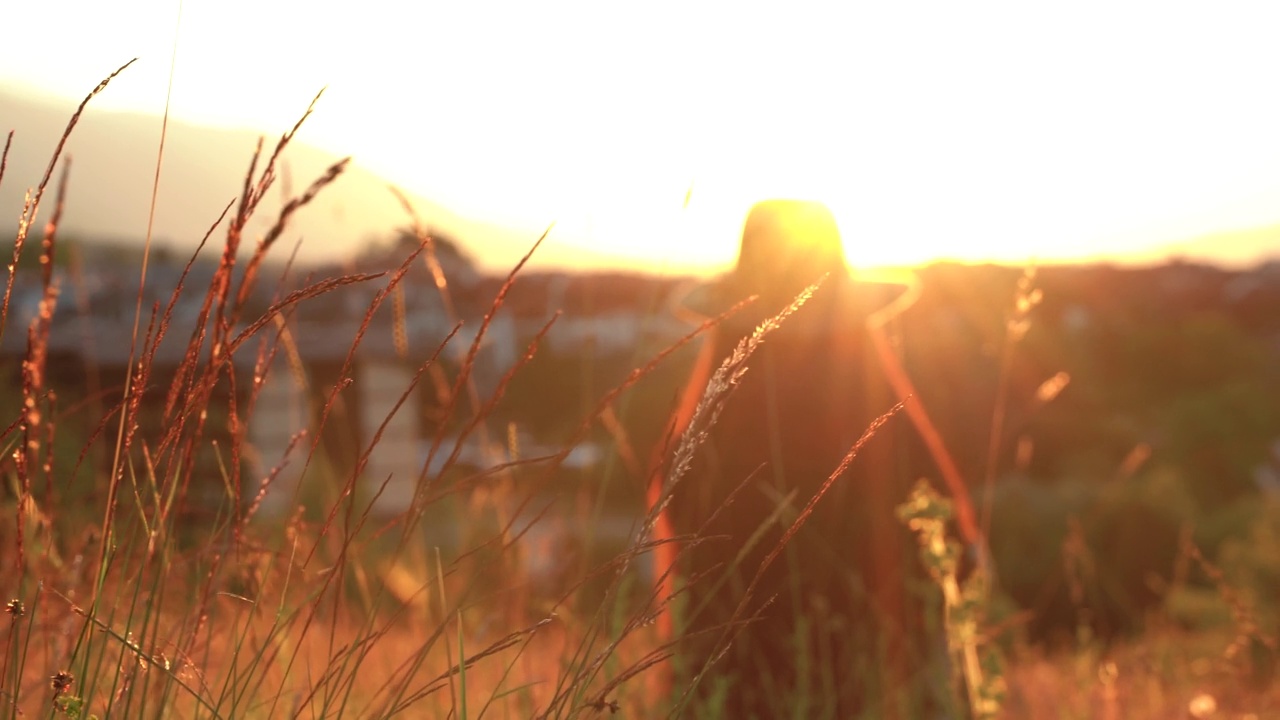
[7,7,1280,705]
[4,1,1280,272]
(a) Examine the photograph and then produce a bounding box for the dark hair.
[730,199,847,308]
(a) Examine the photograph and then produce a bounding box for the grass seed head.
[50,669,74,695]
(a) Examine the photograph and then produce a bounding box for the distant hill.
[1161,223,1280,267]
[0,89,545,270]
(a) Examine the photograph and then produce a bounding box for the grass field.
[3,63,1280,720]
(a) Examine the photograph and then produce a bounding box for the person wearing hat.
[647,199,935,716]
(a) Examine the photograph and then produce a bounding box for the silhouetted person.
[648,200,932,717]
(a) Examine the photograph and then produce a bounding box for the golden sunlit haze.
[4,1,1280,271]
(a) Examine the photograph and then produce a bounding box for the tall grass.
[9,61,899,720]
[0,64,709,719]
[7,62,1280,720]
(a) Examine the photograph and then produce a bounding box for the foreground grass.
[3,63,1279,720]
[0,63,688,719]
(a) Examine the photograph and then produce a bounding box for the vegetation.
[2,63,1280,719]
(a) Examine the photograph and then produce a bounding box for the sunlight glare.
[5,1,1280,270]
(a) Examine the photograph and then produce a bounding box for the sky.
[4,1,1280,272]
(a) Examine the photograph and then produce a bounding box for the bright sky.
[4,1,1280,272]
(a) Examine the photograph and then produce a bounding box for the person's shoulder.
[847,281,903,306]
[842,270,919,315]
[669,268,921,334]
[668,277,727,324]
